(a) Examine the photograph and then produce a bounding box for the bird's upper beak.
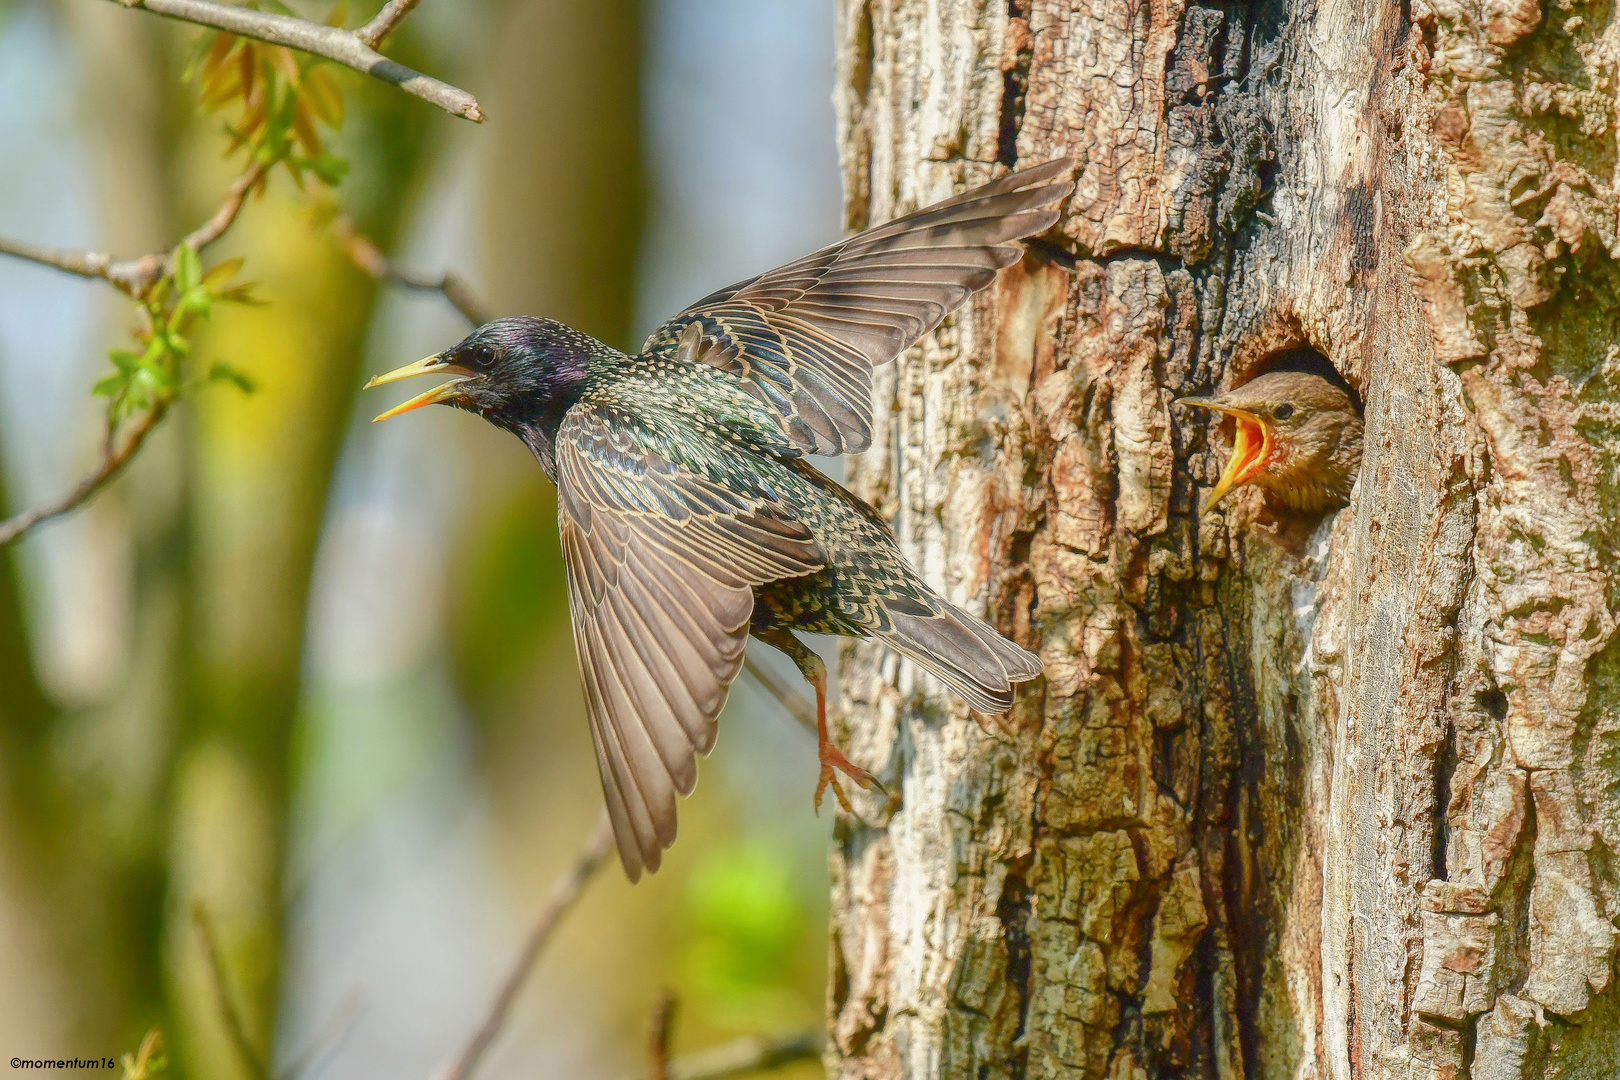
[1175,397,1274,512]
[365,354,476,422]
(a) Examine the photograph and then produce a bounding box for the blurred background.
[0,0,842,1076]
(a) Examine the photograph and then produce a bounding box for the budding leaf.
[309,153,349,186]
[174,244,202,294]
[208,361,258,395]
[201,256,246,290]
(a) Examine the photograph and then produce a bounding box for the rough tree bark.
[826,0,1620,1077]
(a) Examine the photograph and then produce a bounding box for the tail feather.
[877,602,1041,713]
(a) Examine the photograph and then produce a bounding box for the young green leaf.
[309,153,350,186]
[174,244,202,294]
[208,361,258,394]
[200,256,246,291]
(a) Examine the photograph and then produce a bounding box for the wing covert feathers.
[557,408,824,880]
[645,158,1075,455]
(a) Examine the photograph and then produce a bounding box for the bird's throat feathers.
[507,360,589,481]
[452,319,605,478]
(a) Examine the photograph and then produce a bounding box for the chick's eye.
[1273,403,1295,421]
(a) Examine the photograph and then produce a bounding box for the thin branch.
[0,160,268,297]
[618,1031,823,1080]
[116,160,269,294]
[0,400,170,547]
[428,811,616,1080]
[0,235,114,279]
[181,160,270,256]
[192,902,274,1080]
[278,989,365,1080]
[108,0,484,122]
[742,654,817,736]
[648,992,677,1080]
[0,155,268,547]
[334,216,492,326]
[356,0,423,47]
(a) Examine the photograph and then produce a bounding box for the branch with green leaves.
[0,2,443,547]
[108,0,483,121]
[0,235,260,546]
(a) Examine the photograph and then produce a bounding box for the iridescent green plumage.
[367,159,1074,879]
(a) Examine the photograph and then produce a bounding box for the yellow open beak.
[1176,398,1274,513]
[365,354,475,423]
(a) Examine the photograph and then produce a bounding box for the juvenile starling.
[366,159,1072,879]
[1176,369,1364,514]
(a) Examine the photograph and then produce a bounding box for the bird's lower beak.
[1175,397,1273,512]
[365,354,475,423]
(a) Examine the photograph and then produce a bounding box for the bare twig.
[278,989,365,1080]
[107,0,483,121]
[192,902,274,1080]
[649,993,677,1080]
[334,217,493,326]
[0,160,268,297]
[0,400,171,546]
[356,0,423,47]
[428,811,616,1080]
[618,1031,823,1080]
[0,235,115,279]
[743,654,817,736]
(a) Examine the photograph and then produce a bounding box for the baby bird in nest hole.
[1177,369,1365,516]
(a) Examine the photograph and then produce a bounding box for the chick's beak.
[365,354,475,423]
[1175,397,1274,512]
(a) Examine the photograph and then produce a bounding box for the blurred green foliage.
[449,482,569,712]
[682,840,812,1029]
[185,3,349,186]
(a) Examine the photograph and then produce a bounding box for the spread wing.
[555,405,826,880]
[642,158,1074,455]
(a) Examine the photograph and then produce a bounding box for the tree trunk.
[826,0,1620,1077]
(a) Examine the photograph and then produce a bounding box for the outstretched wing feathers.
[557,406,825,879]
[644,158,1074,453]
[563,162,1070,879]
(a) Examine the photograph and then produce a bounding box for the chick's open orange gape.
[1177,368,1364,516]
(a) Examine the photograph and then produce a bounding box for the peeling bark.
[826,0,1620,1076]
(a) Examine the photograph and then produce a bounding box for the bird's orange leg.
[756,629,881,813]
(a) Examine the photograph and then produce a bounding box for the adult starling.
[1176,369,1365,514]
[366,159,1072,879]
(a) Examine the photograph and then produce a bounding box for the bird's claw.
[814,743,882,815]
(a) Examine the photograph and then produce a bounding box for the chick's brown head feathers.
[1178,369,1364,515]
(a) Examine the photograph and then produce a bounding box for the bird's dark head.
[365,316,602,439]
[1177,369,1364,515]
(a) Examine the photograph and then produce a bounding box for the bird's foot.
[815,740,881,815]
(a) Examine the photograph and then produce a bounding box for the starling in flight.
[366,159,1073,879]
[1177,368,1364,514]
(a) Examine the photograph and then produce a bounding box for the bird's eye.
[1273,403,1295,421]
